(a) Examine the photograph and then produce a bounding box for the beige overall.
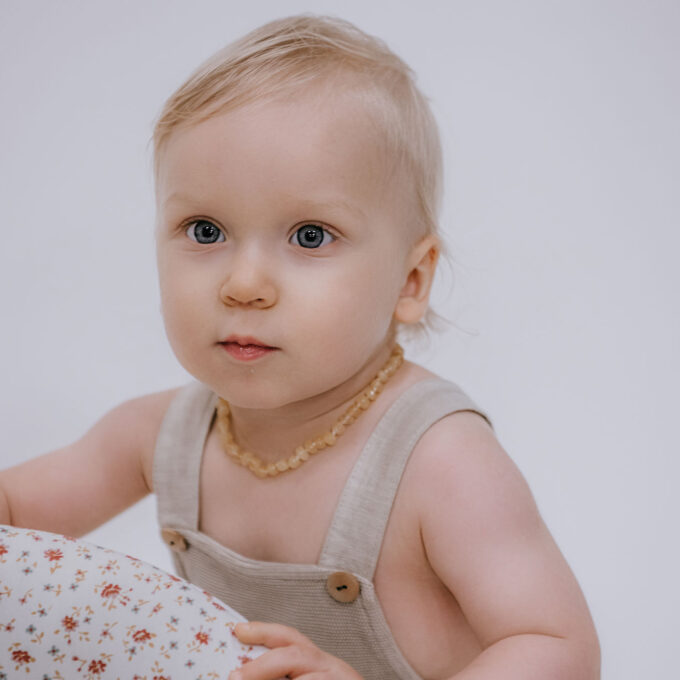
[154,377,490,680]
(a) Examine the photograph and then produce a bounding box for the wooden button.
[161,529,188,552]
[326,571,360,603]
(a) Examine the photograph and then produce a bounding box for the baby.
[0,15,599,680]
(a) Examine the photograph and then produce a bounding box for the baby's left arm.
[229,413,600,680]
[418,411,600,679]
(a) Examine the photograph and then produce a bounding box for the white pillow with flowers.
[0,525,266,679]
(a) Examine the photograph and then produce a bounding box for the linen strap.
[154,381,218,531]
[318,377,490,580]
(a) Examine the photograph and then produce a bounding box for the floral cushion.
[0,525,267,679]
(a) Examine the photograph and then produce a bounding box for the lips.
[219,335,279,362]
[220,335,277,349]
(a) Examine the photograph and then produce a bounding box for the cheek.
[157,256,209,343]
[299,260,399,346]
[157,282,215,380]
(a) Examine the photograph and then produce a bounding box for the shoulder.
[404,408,544,596]
[407,407,507,477]
[405,408,539,548]
[102,386,185,493]
[414,407,504,475]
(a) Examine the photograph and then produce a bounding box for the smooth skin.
[1,83,599,679]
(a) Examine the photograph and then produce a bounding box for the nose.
[218,248,278,309]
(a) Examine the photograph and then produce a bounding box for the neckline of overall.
[188,376,446,573]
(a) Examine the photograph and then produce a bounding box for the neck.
[224,342,400,464]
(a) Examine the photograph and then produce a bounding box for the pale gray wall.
[1,1,677,677]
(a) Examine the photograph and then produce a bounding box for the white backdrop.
[1,1,677,678]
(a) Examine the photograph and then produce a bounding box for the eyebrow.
[162,193,366,221]
[161,192,204,209]
[288,197,366,221]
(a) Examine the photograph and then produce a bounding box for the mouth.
[220,335,278,349]
[219,335,279,361]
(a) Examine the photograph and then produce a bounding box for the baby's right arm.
[0,388,179,537]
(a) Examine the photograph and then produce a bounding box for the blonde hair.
[152,14,452,342]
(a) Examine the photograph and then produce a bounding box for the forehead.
[156,89,407,224]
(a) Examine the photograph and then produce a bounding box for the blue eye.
[186,220,225,244]
[291,224,335,249]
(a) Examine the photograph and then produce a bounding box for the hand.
[229,621,363,680]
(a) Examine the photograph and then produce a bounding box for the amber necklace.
[216,344,404,478]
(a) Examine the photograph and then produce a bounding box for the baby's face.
[155,89,415,408]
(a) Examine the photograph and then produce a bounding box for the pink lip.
[221,335,277,348]
[219,335,279,362]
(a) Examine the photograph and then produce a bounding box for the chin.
[206,377,294,411]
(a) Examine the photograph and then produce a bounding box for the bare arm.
[417,413,600,679]
[0,388,178,537]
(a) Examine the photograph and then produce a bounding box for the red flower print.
[0,542,8,557]
[195,630,210,645]
[62,615,79,631]
[100,583,121,598]
[88,659,107,674]
[238,654,253,665]
[153,676,171,680]
[44,548,64,561]
[12,648,34,665]
[132,628,153,643]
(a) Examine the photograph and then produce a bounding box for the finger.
[230,644,321,680]
[233,621,310,648]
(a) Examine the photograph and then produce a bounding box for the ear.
[393,233,440,324]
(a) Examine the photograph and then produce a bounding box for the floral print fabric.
[0,525,267,679]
